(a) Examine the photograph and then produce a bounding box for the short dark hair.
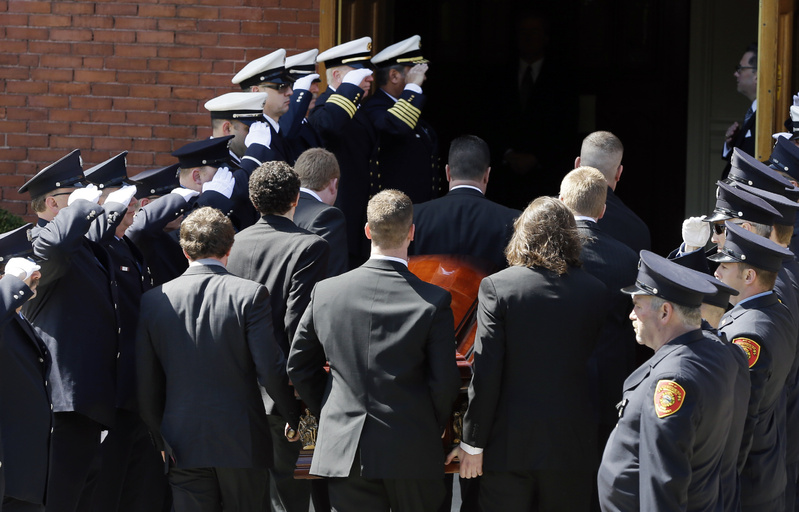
[746,42,757,67]
[448,135,490,181]
[179,207,235,260]
[249,161,300,216]
[367,189,413,249]
[294,148,340,191]
[505,196,582,274]
[375,64,406,87]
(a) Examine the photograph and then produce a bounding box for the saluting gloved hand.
[105,184,138,208]
[342,68,373,86]
[793,92,799,106]
[201,167,235,199]
[293,73,319,92]
[682,215,710,252]
[5,257,40,282]
[170,187,200,202]
[405,63,428,86]
[68,184,102,206]
[245,121,272,148]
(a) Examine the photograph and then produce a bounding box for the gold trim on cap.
[396,57,426,63]
[341,55,371,64]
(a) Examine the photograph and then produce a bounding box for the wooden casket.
[294,254,494,478]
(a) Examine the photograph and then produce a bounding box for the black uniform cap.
[767,136,799,182]
[85,151,132,190]
[171,136,235,170]
[708,221,794,273]
[705,181,782,225]
[733,182,799,226]
[622,250,718,308]
[0,223,34,264]
[18,149,86,197]
[727,148,795,194]
[129,163,180,199]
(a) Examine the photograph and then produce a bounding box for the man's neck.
[733,284,771,305]
[370,246,408,261]
[653,323,698,352]
[449,179,486,194]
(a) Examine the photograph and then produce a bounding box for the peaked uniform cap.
[19,149,86,197]
[708,221,794,272]
[733,182,799,226]
[232,49,288,89]
[285,49,319,80]
[172,136,235,169]
[0,223,34,263]
[85,151,131,189]
[372,35,429,67]
[768,136,799,182]
[705,181,782,225]
[622,250,717,308]
[204,92,267,126]
[728,148,795,194]
[317,37,373,69]
[130,163,180,199]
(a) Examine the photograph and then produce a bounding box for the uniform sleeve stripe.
[242,155,263,166]
[389,101,421,122]
[397,99,421,117]
[327,95,357,118]
[388,108,416,129]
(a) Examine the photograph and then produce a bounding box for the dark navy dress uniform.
[280,88,322,165]
[0,224,53,511]
[126,193,188,287]
[240,117,289,173]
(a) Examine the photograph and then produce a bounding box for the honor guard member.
[83,154,169,512]
[0,227,53,512]
[293,147,349,278]
[172,135,258,230]
[710,222,797,511]
[18,150,122,512]
[136,207,302,512]
[310,36,376,268]
[204,92,269,165]
[282,49,324,164]
[226,161,329,512]
[126,163,190,286]
[366,35,443,204]
[597,251,743,511]
[765,137,799,256]
[232,49,293,171]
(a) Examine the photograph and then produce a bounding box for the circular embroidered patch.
[653,380,686,418]
[732,337,760,368]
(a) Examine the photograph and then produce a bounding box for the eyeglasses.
[735,65,756,73]
[262,83,291,92]
[713,221,745,235]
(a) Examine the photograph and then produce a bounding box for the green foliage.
[0,209,27,234]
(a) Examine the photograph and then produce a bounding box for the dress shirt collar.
[300,187,323,202]
[574,215,597,223]
[369,255,408,267]
[189,258,226,268]
[450,185,484,194]
[263,114,280,133]
[738,290,772,306]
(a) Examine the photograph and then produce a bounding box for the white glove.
[171,187,200,202]
[68,184,101,206]
[793,92,799,106]
[105,184,138,208]
[5,257,40,281]
[293,73,319,92]
[682,216,710,250]
[245,121,272,148]
[201,167,235,199]
[342,68,373,86]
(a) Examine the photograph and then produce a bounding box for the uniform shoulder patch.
[653,380,686,418]
[732,337,760,368]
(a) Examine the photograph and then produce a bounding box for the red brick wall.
[0,0,320,219]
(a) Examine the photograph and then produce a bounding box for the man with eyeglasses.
[722,43,758,179]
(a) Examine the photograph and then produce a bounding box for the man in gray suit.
[288,189,462,512]
[136,207,301,512]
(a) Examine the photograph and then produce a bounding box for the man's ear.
[192,168,203,185]
[598,204,607,220]
[445,164,452,182]
[364,222,372,240]
[139,197,151,207]
[222,120,234,136]
[574,156,581,169]
[615,164,624,183]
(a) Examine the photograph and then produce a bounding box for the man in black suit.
[289,189,461,512]
[558,167,639,472]
[310,37,375,268]
[722,43,758,179]
[576,131,651,254]
[364,35,443,203]
[226,161,328,512]
[450,197,608,512]
[411,135,520,271]
[0,226,52,512]
[136,207,301,512]
[18,150,121,512]
[293,147,348,277]
[711,222,798,511]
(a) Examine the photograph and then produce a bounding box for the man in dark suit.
[0,226,52,512]
[598,251,745,511]
[711,222,798,511]
[364,35,444,203]
[451,197,608,512]
[576,131,651,254]
[288,189,461,512]
[226,161,329,512]
[722,43,758,179]
[411,135,520,271]
[310,37,375,268]
[293,147,348,277]
[558,167,639,473]
[18,150,122,512]
[136,207,301,512]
